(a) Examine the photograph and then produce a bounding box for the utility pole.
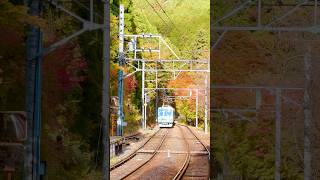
[304,46,312,180]
[141,62,145,128]
[275,89,281,180]
[144,93,147,129]
[142,61,145,129]
[117,4,125,136]
[156,89,158,123]
[102,0,110,179]
[204,73,208,134]
[155,39,160,123]
[25,0,43,179]
[195,89,198,128]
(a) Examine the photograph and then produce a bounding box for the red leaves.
[0,28,20,46]
[45,44,87,92]
[124,75,137,94]
[56,68,72,91]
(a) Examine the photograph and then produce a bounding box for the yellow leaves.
[25,15,48,31]
[0,0,46,30]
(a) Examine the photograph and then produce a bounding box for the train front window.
[158,110,164,117]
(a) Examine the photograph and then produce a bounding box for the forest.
[0,0,209,179]
[1,0,320,179]
[212,1,320,179]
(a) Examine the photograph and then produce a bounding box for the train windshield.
[158,109,172,117]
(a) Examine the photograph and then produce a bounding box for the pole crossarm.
[213,0,253,26]
[213,26,320,33]
[145,87,207,91]
[43,0,104,55]
[126,58,209,63]
[212,84,304,107]
[212,0,320,49]
[124,34,161,38]
[212,108,257,121]
[213,0,318,28]
[144,69,209,72]
[212,108,257,113]
[124,58,209,74]
[212,84,304,90]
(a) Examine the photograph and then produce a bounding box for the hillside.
[133,0,210,58]
[0,0,210,179]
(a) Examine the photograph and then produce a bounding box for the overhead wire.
[143,0,177,56]
[143,0,209,58]
[152,0,189,46]
[144,0,171,28]
[151,0,209,58]
[153,0,179,30]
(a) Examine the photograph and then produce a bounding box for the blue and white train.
[157,105,175,128]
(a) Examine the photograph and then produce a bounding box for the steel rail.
[120,129,169,179]
[110,128,161,170]
[173,125,191,180]
[178,124,210,157]
[175,124,210,179]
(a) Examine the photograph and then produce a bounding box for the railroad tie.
[136,149,208,156]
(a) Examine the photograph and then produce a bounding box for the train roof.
[158,105,174,109]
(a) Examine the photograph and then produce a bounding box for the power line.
[143,0,208,57]
[153,0,178,29]
[144,0,171,28]
[152,0,200,53]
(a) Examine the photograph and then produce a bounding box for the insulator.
[128,42,134,52]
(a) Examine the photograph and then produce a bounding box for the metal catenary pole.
[102,0,110,179]
[25,0,42,179]
[205,72,208,134]
[304,46,312,180]
[117,4,125,136]
[196,89,199,128]
[142,61,146,129]
[275,89,281,180]
[25,0,109,179]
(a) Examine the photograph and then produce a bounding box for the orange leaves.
[213,32,268,85]
[168,72,194,88]
[167,72,206,99]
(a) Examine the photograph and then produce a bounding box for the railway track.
[177,124,210,179]
[177,123,210,157]
[110,128,163,170]
[172,125,191,180]
[121,129,169,179]
[110,124,209,180]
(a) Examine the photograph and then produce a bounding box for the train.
[157,105,175,128]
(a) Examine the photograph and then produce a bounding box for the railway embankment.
[110,126,160,167]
